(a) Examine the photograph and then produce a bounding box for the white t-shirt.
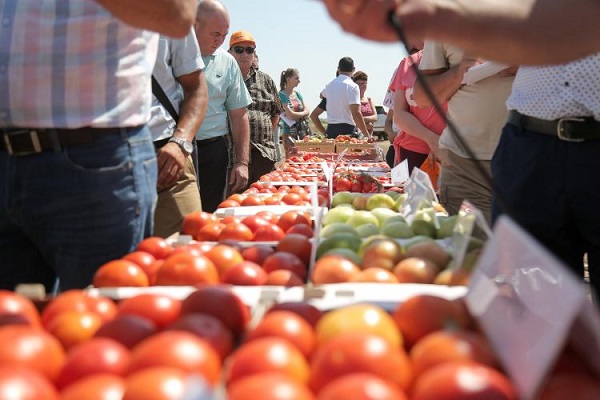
[321,74,360,125]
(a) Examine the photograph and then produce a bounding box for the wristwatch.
[168,137,194,155]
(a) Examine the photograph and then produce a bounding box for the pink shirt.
[390,52,446,155]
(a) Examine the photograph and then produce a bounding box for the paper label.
[466,216,587,400]
[391,160,409,185]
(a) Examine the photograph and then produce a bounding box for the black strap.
[151,75,179,123]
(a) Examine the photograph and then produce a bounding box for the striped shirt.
[0,1,158,129]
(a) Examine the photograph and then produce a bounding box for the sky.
[220,0,408,113]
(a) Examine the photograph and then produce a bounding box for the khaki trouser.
[153,155,202,238]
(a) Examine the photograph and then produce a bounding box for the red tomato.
[539,372,600,400]
[227,372,315,400]
[311,255,361,284]
[60,373,125,400]
[195,222,226,241]
[241,196,265,206]
[94,314,157,349]
[226,337,310,385]
[122,251,156,273]
[262,252,307,281]
[411,362,517,400]
[241,245,275,266]
[165,313,234,361]
[278,210,311,232]
[276,233,313,265]
[282,193,303,205]
[318,373,408,400]
[265,270,304,287]
[218,199,241,208]
[0,290,42,328]
[123,367,190,400]
[154,253,219,286]
[267,302,324,328]
[45,310,103,350]
[286,224,314,238]
[218,223,253,242]
[56,337,130,389]
[0,366,59,400]
[41,290,117,328]
[0,325,66,382]
[256,211,279,225]
[252,224,286,242]
[205,244,245,276]
[93,260,149,288]
[136,237,173,260]
[334,177,352,192]
[127,331,221,385]
[181,211,219,236]
[116,293,181,329]
[220,261,268,286]
[245,311,316,358]
[241,215,271,233]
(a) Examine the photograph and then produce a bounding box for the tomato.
[240,215,271,233]
[221,261,268,286]
[0,290,42,328]
[309,333,413,394]
[60,373,125,400]
[218,199,241,208]
[220,215,242,225]
[350,180,363,192]
[267,302,324,328]
[136,237,173,260]
[315,303,402,348]
[278,210,311,232]
[240,245,275,266]
[265,270,304,287]
[410,330,498,379]
[228,194,245,203]
[393,257,439,284]
[181,211,219,236]
[252,224,286,242]
[241,196,265,206]
[392,295,470,348]
[41,290,117,328]
[318,373,408,400]
[411,362,517,400]
[226,337,310,385]
[116,293,181,329]
[93,260,149,288]
[349,267,400,283]
[262,252,307,281]
[122,251,156,273]
[311,255,361,284]
[286,224,314,238]
[227,372,315,400]
[154,253,219,286]
[94,314,157,349]
[0,325,66,382]
[282,193,303,205]
[218,223,253,242]
[123,367,190,400]
[276,233,313,265]
[539,372,600,400]
[204,244,244,276]
[165,313,234,361]
[127,331,221,385]
[180,286,249,339]
[45,310,103,349]
[256,211,279,225]
[0,366,59,400]
[195,222,226,241]
[334,177,352,192]
[245,311,316,358]
[56,337,130,389]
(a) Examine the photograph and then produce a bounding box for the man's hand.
[323,0,399,42]
[229,163,249,193]
[156,143,186,191]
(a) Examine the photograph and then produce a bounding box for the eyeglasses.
[232,46,255,54]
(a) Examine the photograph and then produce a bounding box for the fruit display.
[0,288,596,399]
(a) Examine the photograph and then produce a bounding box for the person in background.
[0,0,195,291]
[321,57,370,140]
[149,28,207,238]
[413,40,515,225]
[228,31,283,191]
[194,0,252,212]
[390,45,446,173]
[492,54,600,304]
[310,98,328,137]
[279,68,311,158]
[321,0,600,66]
[352,71,378,137]
[383,109,398,168]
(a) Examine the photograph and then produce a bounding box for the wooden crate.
[335,141,375,154]
[294,140,336,153]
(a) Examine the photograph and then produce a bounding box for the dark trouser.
[492,123,600,304]
[248,147,275,189]
[326,123,356,139]
[399,147,428,174]
[385,145,395,168]
[196,136,228,213]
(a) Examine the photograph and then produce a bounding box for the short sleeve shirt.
[321,75,360,125]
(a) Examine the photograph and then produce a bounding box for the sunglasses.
[232,46,255,54]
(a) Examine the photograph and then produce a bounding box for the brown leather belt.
[507,110,600,142]
[0,126,136,156]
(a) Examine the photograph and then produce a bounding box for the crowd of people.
[1,0,599,304]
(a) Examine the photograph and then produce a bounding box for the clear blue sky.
[220,0,408,113]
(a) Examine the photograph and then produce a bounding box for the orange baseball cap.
[230,31,256,48]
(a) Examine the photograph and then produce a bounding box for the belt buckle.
[3,130,43,155]
[557,117,585,142]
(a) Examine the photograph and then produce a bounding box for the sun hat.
[230,31,256,48]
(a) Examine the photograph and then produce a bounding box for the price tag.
[391,160,409,185]
[447,200,491,270]
[466,216,588,400]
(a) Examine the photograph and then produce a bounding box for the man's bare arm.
[228,108,250,192]
[350,104,371,138]
[95,0,196,37]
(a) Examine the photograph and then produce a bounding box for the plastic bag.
[419,153,440,191]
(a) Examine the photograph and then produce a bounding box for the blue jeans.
[0,126,157,291]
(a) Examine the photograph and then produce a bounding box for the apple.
[331,191,356,208]
[381,221,415,239]
[394,193,408,211]
[347,210,380,228]
[366,193,396,211]
[319,222,358,239]
[356,223,380,238]
[316,233,362,259]
[370,207,399,226]
[351,196,369,210]
[322,206,355,226]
